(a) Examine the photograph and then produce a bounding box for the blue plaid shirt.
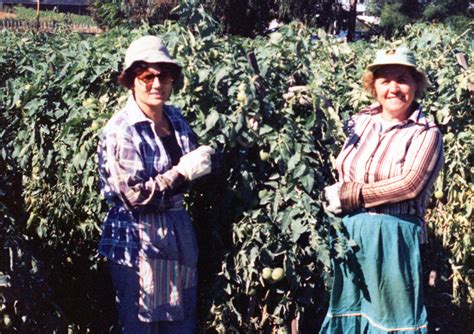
[97,96,198,267]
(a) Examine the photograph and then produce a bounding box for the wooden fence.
[0,18,102,34]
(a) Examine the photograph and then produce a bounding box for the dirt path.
[0,11,16,19]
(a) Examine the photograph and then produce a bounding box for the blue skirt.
[319,212,428,333]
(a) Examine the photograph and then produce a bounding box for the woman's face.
[374,65,417,120]
[133,63,174,111]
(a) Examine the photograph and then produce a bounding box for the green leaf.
[205,109,219,130]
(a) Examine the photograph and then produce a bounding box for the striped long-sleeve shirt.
[336,103,444,227]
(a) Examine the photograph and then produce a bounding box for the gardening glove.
[323,183,342,214]
[176,145,215,181]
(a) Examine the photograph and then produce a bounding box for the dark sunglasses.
[136,71,174,86]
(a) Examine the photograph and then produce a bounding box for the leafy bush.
[423,2,450,21]
[379,3,411,37]
[444,15,474,34]
[10,5,95,25]
[88,0,128,29]
[0,2,472,332]
[89,0,177,30]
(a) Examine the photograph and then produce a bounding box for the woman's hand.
[176,145,215,180]
[323,183,342,214]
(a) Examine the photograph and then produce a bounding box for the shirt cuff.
[340,182,363,213]
[162,167,186,190]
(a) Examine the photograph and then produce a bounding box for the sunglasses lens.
[142,75,156,85]
[137,71,173,86]
[158,72,173,83]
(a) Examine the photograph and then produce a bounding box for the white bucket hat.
[122,35,181,75]
[367,46,425,76]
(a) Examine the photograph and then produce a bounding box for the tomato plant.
[0,2,472,332]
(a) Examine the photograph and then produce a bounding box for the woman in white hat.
[320,46,444,333]
[98,35,214,333]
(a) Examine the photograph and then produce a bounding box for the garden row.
[0,2,472,332]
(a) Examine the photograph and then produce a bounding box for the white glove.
[176,145,215,181]
[323,183,342,214]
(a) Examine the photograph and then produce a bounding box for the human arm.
[339,126,444,213]
[99,130,186,211]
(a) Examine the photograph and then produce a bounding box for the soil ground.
[0,11,16,19]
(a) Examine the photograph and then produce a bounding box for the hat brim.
[367,62,426,77]
[121,56,182,78]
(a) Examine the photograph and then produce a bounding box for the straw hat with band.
[367,46,426,78]
[122,35,182,78]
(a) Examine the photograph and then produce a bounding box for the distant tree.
[423,1,450,21]
[202,0,339,37]
[366,0,421,17]
[202,0,272,37]
[89,0,126,29]
[365,0,388,16]
[346,0,357,42]
[274,0,336,29]
[378,2,410,37]
[367,0,470,19]
[422,0,471,21]
[89,0,177,29]
[367,0,472,37]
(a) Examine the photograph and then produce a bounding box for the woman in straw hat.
[320,46,444,333]
[98,35,215,333]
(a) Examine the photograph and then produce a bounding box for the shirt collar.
[123,95,175,127]
[124,95,151,126]
[406,104,427,126]
[367,102,427,126]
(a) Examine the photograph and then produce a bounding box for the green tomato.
[262,267,272,281]
[259,150,270,161]
[238,82,247,92]
[269,32,283,44]
[237,91,248,104]
[90,121,100,131]
[271,267,285,282]
[82,97,96,108]
[209,49,219,59]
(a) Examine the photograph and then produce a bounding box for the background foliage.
[366,0,472,37]
[0,1,472,332]
[86,0,473,39]
[88,0,178,30]
[2,5,95,25]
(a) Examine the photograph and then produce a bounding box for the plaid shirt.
[97,96,197,267]
[336,103,444,240]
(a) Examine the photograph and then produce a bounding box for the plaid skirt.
[319,212,428,333]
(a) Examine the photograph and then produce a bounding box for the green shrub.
[423,2,450,21]
[89,0,176,30]
[379,3,411,37]
[11,5,94,25]
[0,2,472,332]
[444,15,474,34]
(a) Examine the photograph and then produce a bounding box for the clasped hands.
[176,145,215,181]
[323,182,342,214]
